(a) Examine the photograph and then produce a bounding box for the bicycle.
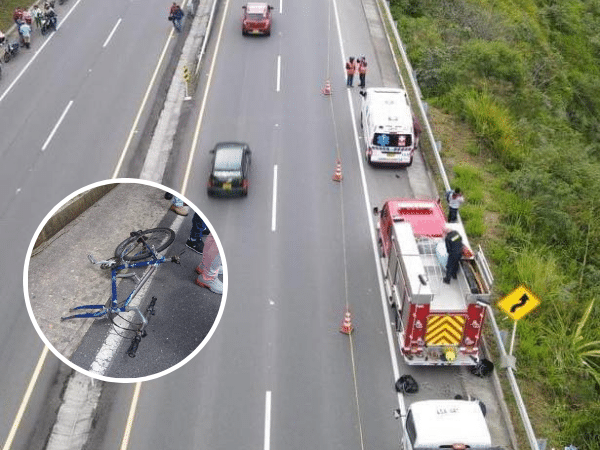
[61,228,180,357]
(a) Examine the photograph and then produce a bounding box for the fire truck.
[374,198,493,365]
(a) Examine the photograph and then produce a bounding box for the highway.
[1,0,511,448]
[0,0,182,447]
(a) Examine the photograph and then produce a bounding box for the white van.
[360,87,419,166]
[403,400,494,450]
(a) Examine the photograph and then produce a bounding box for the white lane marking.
[279,0,282,14]
[112,25,176,177]
[41,100,73,151]
[103,18,122,48]
[0,0,82,104]
[276,55,281,92]
[89,214,186,375]
[330,0,406,419]
[1,346,49,450]
[271,165,278,232]
[264,391,272,450]
[181,0,232,194]
[119,382,142,450]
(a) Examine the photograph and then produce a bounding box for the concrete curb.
[140,0,216,183]
[33,184,116,250]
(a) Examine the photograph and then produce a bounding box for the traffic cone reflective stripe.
[340,310,353,334]
[332,159,343,182]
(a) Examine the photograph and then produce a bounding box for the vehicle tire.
[41,25,48,36]
[3,52,10,63]
[115,228,176,261]
[360,113,363,129]
[243,187,248,196]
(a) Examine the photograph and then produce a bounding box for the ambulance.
[360,87,419,166]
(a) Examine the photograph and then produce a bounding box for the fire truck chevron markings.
[425,315,466,345]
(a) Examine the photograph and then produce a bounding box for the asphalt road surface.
[0,0,184,447]
[1,0,511,448]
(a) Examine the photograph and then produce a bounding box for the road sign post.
[182,65,191,100]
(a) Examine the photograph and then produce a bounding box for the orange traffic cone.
[332,159,343,182]
[321,79,332,96]
[340,310,354,335]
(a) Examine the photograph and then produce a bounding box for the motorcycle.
[40,12,58,35]
[3,41,19,63]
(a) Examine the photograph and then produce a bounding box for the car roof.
[213,144,246,171]
[245,2,269,13]
[409,400,492,448]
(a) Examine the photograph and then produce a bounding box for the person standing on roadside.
[169,3,184,32]
[33,5,43,28]
[446,187,464,223]
[358,56,367,88]
[19,21,31,48]
[345,57,356,87]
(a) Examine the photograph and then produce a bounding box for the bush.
[447,87,526,168]
[459,39,526,86]
[452,164,485,204]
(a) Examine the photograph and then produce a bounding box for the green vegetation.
[390,0,600,447]
[0,0,25,32]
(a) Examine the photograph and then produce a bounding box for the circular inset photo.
[23,179,227,383]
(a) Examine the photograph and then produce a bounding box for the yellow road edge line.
[119,382,143,450]
[180,0,232,195]
[1,346,49,450]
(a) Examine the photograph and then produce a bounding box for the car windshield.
[214,148,243,171]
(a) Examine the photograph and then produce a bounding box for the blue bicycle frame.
[61,235,176,324]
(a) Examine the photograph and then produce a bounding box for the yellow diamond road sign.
[498,285,541,321]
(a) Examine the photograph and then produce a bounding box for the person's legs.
[186,213,206,253]
[195,235,222,294]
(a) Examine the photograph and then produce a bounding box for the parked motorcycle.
[3,41,19,63]
[40,12,58,35]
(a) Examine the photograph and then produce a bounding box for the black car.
[207,142,252,197]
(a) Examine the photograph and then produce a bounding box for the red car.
[242,3,273,36]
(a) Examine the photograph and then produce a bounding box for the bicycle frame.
[61,237,174,326]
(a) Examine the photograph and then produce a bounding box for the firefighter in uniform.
[443,228,463,284]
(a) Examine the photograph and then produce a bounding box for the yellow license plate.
[223,182,232,190]
[252,30,260,34]
[387,153,397,158]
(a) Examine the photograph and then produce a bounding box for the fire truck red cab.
[375,198,493,365]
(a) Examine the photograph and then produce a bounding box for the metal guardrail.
[376,2,540,450]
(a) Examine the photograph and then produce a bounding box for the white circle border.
[22,178,228,384]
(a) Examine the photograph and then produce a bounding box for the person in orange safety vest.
[345,57,356,87]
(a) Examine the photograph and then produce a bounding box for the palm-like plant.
[571,299,600,387]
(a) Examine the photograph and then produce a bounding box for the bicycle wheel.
[115,228,176,261]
